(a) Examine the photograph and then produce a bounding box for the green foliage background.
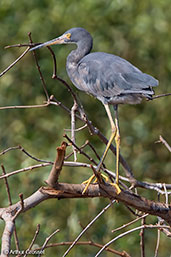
[0,0,171,256]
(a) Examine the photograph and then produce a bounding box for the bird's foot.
[110,183,121,194]
[82,173,109,194]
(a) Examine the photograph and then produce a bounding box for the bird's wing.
[77,55,158,98]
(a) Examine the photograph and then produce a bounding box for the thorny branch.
[0,37,171,256]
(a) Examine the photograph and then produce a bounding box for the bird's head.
[29,27,92,51]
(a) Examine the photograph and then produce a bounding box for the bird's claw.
[110,183,121,194]
[82,173,109,194]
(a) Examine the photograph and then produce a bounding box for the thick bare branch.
[1,212,15,257]
[45,142,68,187]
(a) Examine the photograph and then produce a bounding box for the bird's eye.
[65,33,71,39]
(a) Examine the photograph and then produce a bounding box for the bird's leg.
[110,105,121,193]
[100,104,121,194]
[82,104,115,194]
[96,104,117,172]
[82,103,121,194]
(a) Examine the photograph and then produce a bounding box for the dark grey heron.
[30,27,158,194]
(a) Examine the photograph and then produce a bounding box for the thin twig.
[23,224,40,257]
[19,145,53,164]
[62,200,115,257]
[37,229,60,257]
[0,144,52,164]
[0,163,52,180]
[125,205,143,217]
[95,225,170,257]
[4,43,39,49]
[49,98,72,115]
[0,47,30,77]
[1,165,13,204]
[48,45,79,103]
[163,183,169,208]
[71,101,78,161]
[12,194,25,221]
[154,227,160,257]
[47,46,57,77]
[140,217,146,257]
[152,93,171,100]
[33,241,130,257]
[0,102,50,110]
[64,140,89,160]
[0,146,21,156]
[111,214,149,233]
[28,32,50,101]
[54,76,79,102]
[156,135,171,152]
[64,124,87,132]
[63,134,98,166]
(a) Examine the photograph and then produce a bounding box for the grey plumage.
[30,27,158,106]
[64,28,158,105]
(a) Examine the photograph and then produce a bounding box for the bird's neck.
[66,40,92,90]
[67,40,92,64]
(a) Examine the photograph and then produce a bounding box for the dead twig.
[45,142,68,187]
[0,102,50,110]
[71,101,78,161]
[23,224,40,257]
[154,222,161,257]
[34,240,130,257]
[140,217,146,257]
[37,229,60,257]
[4,43,39,49]
[111,214,149,233]
[12,193,24,221]
[0,163,52,180]
[0,47,30,77]
[152,93,171,100]
[95,224,170,257]
[0,146,21,156]
[28,33,50,101]
[156,135,171,153]
[62,200,115,257]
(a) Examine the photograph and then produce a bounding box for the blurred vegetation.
[0,0,171,256]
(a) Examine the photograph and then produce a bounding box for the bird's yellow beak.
[29,33,71,51]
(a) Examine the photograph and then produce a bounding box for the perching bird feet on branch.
[82,168,121,195]
[82,175,121,195]
[82,173,109,194]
